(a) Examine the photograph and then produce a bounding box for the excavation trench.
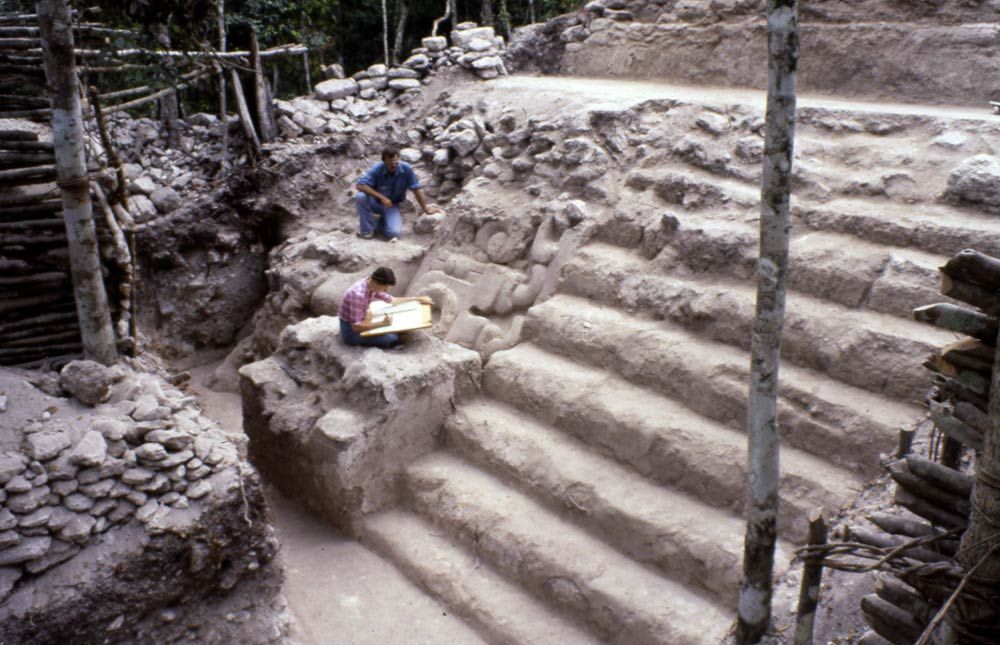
[192,75,1000,644]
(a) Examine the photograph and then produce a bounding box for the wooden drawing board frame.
[360,300,433,336]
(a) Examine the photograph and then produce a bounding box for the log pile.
[0,120,81,368]
[849,248,1000,644]
[795,248,999,644]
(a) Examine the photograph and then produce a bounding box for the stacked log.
[0,122,81,368]
[849,248,1000,643]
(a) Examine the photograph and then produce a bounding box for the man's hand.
[423,204,442,215]
[418,296,434,306]
[379,195,392,208]
[382,314,393,327]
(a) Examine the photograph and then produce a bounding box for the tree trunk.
[943,322,1000,640]
[155,22,180,149]
[392,0,408,65]
[481,0,493,26]
[218,0,228,171]
[35,0,116,366]
[794,509,827,645]
[250,29,277,142]
[498,0,512,41]
[300,11,311,92]
[230,69,260,160]
[737,2,798,643]
[381,0,389,67]
[528,0,536,24]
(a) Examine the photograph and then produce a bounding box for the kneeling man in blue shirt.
[355,146,440,242]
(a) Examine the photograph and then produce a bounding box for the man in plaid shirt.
[339,266,432,348]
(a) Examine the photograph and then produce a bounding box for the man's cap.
[372,266,396,285]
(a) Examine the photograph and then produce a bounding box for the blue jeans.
[355,192,402,238]
[340,318,399,348]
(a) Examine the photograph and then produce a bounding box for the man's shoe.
[388,237,398,244]
[357,231,373,239]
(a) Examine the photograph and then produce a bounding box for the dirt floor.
[186,361,485,645]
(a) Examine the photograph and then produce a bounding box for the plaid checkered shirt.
[339,278,393,325]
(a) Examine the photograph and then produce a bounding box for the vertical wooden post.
[36,0,117,366]
[794,508,828,645]
[217,0,228,170]
[229,69,260,161]
[249,29,277,142]
[88,86,129,209]
[897,427,916,459]
[300,10,312,92]
[737,1,798,643]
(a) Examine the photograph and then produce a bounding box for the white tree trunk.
[36,0,117,366]
[737,1,798,643]
[381,0,389,67]
[218,0,228,170]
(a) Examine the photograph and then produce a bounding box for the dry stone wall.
[0,360,289,642]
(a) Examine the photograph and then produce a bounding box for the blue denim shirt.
[357,161,421,204]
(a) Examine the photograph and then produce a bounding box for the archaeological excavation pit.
[2,1,1000,643]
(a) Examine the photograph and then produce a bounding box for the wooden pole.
[249,29,277,143]
[229,69,260,161]
[218,0,228,171]
[737,2,798,642]
[35,0,116,366]
[87,85,128,209]
[793,508,827,645]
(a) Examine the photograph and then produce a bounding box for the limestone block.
[315,78,359,101]
[322,63,345,79]
[292,111,326,135]
[0,537,50,566]
[734,136,764,163]
[696,111,730,136]
[466,38,494,52]
[387,67,420,80]
[277,115,303,139]
[7,486,49,514]
[290,98,326,118]
[67,431,107,468]
[0,455,26,485]
[442,128,481,157]
[130,194,157,222]
[129,175,157,195]
[422,36,447,52]
[471,56,502,71]
[403,54,431,70]
[150,186,182,214]
[25,432,71,462]
[433,148,451,166]
[367,64,387,77]
[452,26,496,50]
[944,154,1000,211]
[346,103,369,120]
[931,131,967,150]
[400,147,422,164]
[387,78,421,91]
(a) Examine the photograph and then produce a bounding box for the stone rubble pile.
[95,22,506,227]
[0,360,241,602]
[312,22,506,116]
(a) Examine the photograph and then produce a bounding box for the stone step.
[519,294,920,477]
[361,510,604,645]
[625,161,1000,259]
[401,452,732,645]
[795,196,1000,261]
[561,241,952,402]
[595,215,950,319]
[480,346,864,539]
[446,397,794,605]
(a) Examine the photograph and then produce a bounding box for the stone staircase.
[342,76,1000,643]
